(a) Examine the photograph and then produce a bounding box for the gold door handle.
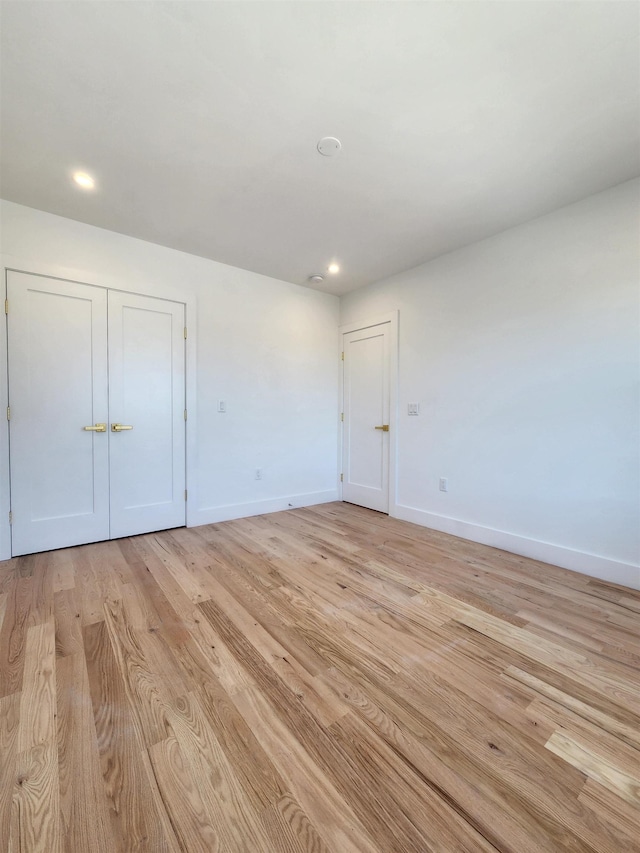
[111,423,133,432]
[374,424,390,432]
[83,423,106,432]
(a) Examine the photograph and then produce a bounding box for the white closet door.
[108,291,186,538]
[342,323,390,513]
[7,272,110,555]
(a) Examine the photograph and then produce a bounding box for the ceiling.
[1,2,638,296]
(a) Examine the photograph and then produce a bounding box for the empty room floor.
[1,502,639,852]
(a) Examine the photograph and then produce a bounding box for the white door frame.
[0,259,198,561]
[0,268,10,561]
[339,310,399,516]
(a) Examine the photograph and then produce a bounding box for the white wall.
[0,200,340,560]
[341,179,640,589]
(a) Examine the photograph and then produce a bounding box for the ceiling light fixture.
[328,263,340,274]
[317,137,342,157]
[73,171,95,189]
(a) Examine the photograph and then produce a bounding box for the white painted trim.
[0,257,198,558]
[336,328,343,500]
[394,503,640,591]
[183,297,198,528]
[339,311,399,336]
[339,310,399,513]
[0,270,10,561]
[0,256,190,304]
[191,489,339,527]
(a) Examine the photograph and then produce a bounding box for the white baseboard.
[393,504,640,591]
[190,489,339,528]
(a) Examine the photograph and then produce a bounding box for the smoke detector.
[317,137,341,157]
[308,275,324,284]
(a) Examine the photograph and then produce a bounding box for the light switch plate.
[408,402,420,415]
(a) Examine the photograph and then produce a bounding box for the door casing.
[0,262,197,561]
[339,311,399,516]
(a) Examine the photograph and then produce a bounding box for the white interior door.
[342,323,390,513]
[7,272,110,555]
[108,291,186,538]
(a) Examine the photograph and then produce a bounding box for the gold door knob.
[111,423,133,432]
[374,424,390,432]
[83,423,106,432]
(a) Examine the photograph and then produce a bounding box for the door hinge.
[4,299,8,315]
[340,473,344,482]
[184,409,187,421]
[8,511,12,525]
[341,351,344,361]
[184,327,187,340]
[184,489,188,501]
[6,406,9,421]
[340,412,344,422]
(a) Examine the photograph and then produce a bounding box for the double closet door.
[7,271,186,556]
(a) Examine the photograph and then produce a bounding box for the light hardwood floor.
[1,502,639,852]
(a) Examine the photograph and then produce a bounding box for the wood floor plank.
[545,729,640,808]
[526,695,640,775]
[0,502,638,852]
[0,691,21,847]
[198,571,348,726]
[166,690,275,852]
[138,532,212,605]
[314,629,610,851]
[166,632,287,813]
[147,735,220,852]
[50,549,76,594]
[0,577,31,698]
[125,546,255,697]
[17,618,56,754]
[10,741,61,853]
[84,620,177,852]
[503,664,640,751]
[53,588,83,659]
[579,779,640,845]
[25,553,55,628]
[261,794,332,853]
[233,685,379,853]
[321,666,560,853]
[0,593,8,635]
[101,596,183,748]
[414,585,640,714]
[56,652,114,852]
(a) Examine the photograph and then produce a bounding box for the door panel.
[342,323,390,513]
[108,291,186,538]
[7,272,109,555]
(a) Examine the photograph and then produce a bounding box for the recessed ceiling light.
[73,171,95,189]
[328,263,340,274]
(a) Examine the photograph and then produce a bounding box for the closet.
[7,271,186,556]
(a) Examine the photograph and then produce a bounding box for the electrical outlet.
[217,400,226,413]
[439,477,448,492]
[255,468,262,480]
